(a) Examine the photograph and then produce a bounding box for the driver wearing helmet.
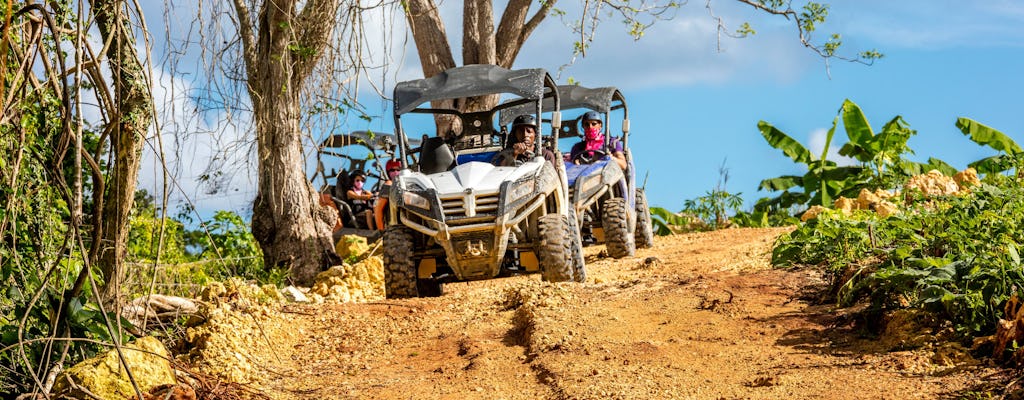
[569,111,627,170]
[491,114,558,167]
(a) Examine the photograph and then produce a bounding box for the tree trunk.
[89,0,153,304]
[235,0,341,286]
[249,82,336,286]
[404,0,557,113]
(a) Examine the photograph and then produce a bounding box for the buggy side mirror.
[622,119,630,134]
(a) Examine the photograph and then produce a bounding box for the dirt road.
[251,228,995,399]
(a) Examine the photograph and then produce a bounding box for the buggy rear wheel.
[601,198,636,259]
[634,189,655,249]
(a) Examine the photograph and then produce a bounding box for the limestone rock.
[310,256,385,303]
[800,205,828,222]
[954,167,980,191]
[53,336,176,400]
[335,235,370,260]
[833,197,855,215]
[281,286,309,303]
[855,188,882,210]
[905,170,959,198]
[875,200,899,218]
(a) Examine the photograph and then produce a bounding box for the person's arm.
[612,151,627,170]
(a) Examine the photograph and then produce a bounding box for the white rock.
[281,286,310,303]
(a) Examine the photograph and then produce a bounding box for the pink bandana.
[584,126,603,151]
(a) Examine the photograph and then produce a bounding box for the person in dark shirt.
[345,170,375,229]
[491,114,558,167]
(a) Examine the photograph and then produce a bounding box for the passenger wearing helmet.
[373,159,403,230]
[491,114,558,167]
[345,169,376,229]
[569,111,627,170]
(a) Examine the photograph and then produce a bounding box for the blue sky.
[142,0,1024,217]
[366,0,1024,211]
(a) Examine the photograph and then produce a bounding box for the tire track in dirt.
[256,227,996,399]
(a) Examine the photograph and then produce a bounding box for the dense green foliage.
[123,193,276,297]
[753,99,955,214]
[0,23,116,393]
[765,110,1024,339]
[773,178,1024,337]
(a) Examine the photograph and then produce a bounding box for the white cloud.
[828,1,1024,49]
[807,128,857,167]
[140,68,258,220]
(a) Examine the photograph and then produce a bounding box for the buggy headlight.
[402,191,431,210]
[509,180,535,202]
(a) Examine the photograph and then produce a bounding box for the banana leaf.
[839,99,875,162]
[968,154,1016,174]
[817,117,839,206]
[926,157,957,176]
[650,206,695,236]
[956,117,1022,154]
[755,190,810,211]
[758,121,813,164]
[759,175,803,192]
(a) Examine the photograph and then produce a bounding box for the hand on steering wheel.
[572,149,607,164]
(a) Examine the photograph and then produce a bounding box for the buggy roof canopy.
[393,64,554,116]
[498,85,625,126]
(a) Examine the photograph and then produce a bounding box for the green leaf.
[1010,243,1021,266]
[956,117,1022,154]
[758,175,803,192]
[968,155,1014,174]
[925,157,957,176]
[839,99,874,162]
[758,121,812,165]
[817,117,840,206]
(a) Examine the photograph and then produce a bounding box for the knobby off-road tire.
[634,189,655,249]
[383,226,418,298]
[538,213,574,282]
[567,208,587,283]
[601,198,636,259]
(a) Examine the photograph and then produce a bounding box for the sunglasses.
[585,121,602,126]
[355,178,366,182]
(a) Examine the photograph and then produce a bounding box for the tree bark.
[234,0,341,285]
[404,0,557,113]
[89,0,154,304]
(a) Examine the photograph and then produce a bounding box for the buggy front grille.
[440,192,500,225]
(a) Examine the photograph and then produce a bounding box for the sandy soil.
[246,227,998,399]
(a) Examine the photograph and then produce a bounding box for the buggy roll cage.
[392,64,562,168]
[314,131,420,190]
[498,85,630,149]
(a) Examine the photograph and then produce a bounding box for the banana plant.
[956,117,1023,175]
[756,99,946,213]
[755,108,865,211]
[650,206,697,235]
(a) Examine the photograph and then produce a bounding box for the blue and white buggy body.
[383,65,586,298]
[500,85,654,258]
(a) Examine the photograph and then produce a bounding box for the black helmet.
[580,111,602,126]
[512,114,537,130]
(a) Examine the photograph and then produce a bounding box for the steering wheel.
[572,149,608,164]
